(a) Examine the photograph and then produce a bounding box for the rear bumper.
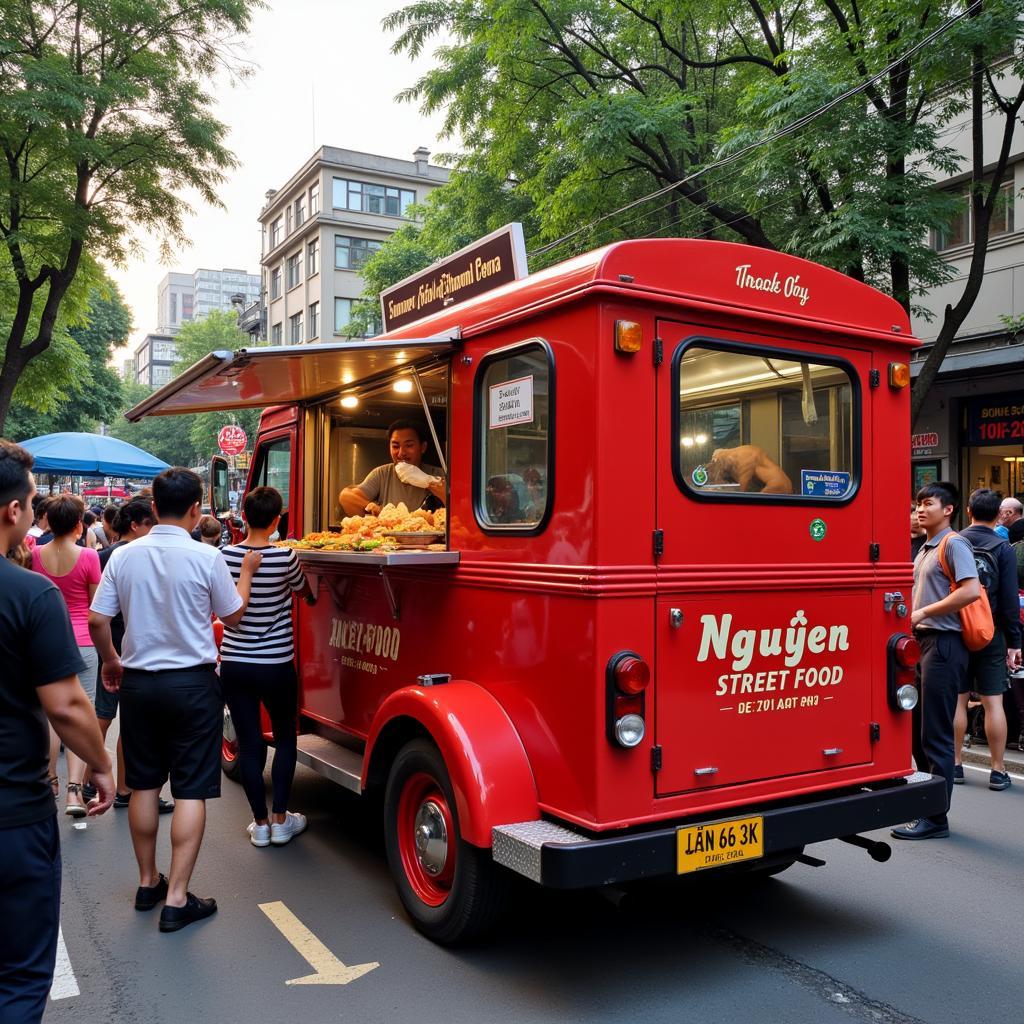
[491,771,947,888]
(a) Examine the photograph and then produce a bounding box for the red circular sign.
[218,424,247,456]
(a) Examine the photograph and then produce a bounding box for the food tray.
[383,531,445,547]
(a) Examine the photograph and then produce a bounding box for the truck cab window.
[476,342,553,531]
[676,343,857,501]
[251,438,293,534]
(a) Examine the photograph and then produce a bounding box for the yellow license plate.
[676,815,764,874]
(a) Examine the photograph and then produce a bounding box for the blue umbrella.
[18,432,170,479]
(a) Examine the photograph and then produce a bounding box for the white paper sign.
[489,375,534,429]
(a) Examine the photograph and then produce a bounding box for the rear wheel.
[220,706,266,782]
[384,739,508,945]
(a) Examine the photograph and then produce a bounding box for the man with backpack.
[953,488,1023,791]
[893,481,982,841]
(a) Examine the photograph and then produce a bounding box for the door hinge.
[870,722,881,743]
[869,542,880,562]
[653,337,663,367]
[869,369,881,388]
[651,745,663,772]
[653,529,664,558]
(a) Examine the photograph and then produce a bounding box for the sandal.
[48,775,60,798]
[65,782,87,819]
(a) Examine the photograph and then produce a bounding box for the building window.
[334,235,382,271]
[932,178,1015,251]
[289,313,303,344]
[308,302,319,340]
[285,206,293,236]
[307,239,319,277]
[310,182,320,215]
[270,217,283,249]
[334,298,354,336]
[331,178,415,217]
[286,252,302,290]
[270,267,282,299]
[294,195,305,228]
[271,322,282,344]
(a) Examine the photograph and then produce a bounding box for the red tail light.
[893,636,920,669]
[614,655,650,695]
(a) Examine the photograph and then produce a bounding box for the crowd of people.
[893,483,1023,841]
[1,440,313,1024]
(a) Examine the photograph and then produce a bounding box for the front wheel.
[384,739,508,945]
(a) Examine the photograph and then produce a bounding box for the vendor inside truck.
[337,419,446,517]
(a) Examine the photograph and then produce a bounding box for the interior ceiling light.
[393,379,414,393]
[340,396,358,408]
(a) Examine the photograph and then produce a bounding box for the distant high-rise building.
[155,267,259,334]
[133,333,178,388]
[156,272,194,334]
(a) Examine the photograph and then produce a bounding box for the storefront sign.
[911,432,939,451]
[800,470,851,498]
[963,394,1024,445]
[489,375,534,429]
[380,223,528,331]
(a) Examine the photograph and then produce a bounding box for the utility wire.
[526,0,985,262]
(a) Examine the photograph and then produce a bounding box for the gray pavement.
[44,738,1024,1024]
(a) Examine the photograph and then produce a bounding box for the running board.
[492,820,589,883]
[295,735,363,794]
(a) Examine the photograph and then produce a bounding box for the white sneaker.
[247,821,271,847]
[270,811,307,846]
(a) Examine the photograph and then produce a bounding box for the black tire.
[220,705,266,782]
[384,739,509,945]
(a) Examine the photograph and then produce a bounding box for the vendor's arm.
[340,465,386,516]
[339,485,375,516]
[427,478,446,505]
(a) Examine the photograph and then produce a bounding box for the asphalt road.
[45,748,1022,1024]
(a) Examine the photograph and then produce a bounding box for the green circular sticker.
[809,518,827,541]
[691,465,709,486]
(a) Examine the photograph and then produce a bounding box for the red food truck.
[128,235,946,944]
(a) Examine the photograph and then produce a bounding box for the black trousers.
[916,630,968,827]
[221,661,298,820]
[0,815,60,1023]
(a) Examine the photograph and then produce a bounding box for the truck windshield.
[676,342,857,501]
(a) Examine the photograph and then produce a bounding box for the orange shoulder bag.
[936,534,995,652]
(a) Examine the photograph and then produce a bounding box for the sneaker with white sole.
[270,811,307,846]
[247,821,271,847]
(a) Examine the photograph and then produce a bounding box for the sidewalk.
[960,738,1024,775]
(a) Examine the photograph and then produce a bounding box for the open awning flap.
[124,336,460,421]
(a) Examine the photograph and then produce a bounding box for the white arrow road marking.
[49,927,80,1001]
[258,901,379,986]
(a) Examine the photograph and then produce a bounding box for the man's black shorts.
[119,666,222,800]
[963,633,1008,697]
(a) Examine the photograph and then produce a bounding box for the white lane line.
[49,926,79,1001]
[258,901,379,986]
[962,763,1024,782]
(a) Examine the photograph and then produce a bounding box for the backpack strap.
[935,532,953,585]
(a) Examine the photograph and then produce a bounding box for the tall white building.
[155,267,260,334]
[259,145,449,345]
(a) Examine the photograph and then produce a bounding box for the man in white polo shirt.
[90,468,260,932]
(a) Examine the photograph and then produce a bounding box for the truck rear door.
[653,319,875,796]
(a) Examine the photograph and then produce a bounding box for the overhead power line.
[526,0,985,262]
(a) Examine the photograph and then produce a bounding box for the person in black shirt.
[0,439,115,1024]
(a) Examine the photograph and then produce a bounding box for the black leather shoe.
[158,797,175,815]
[135,874,168,911]
[159,893,217,932]
[891,818,949,840]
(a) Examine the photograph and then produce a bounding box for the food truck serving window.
[474,341,554,532]
[675,340,858,502]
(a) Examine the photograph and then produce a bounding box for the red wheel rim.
[396,771,456,907]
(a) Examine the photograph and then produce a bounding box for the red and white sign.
[911,432,939,451]
[218,424,248,456]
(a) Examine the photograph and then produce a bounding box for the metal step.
[295,734,363,794]
[492,820,590,883]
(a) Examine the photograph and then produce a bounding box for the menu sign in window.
[963,393,1024,444]
[489,375,534,429]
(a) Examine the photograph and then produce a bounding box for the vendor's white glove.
[394,461,441,488]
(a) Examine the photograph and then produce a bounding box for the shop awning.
[124,336,460,421]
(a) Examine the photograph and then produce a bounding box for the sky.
[108,0,452,363]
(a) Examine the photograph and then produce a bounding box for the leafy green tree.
[6,278,130,440]
[0,0,260,433]
[108,380,199,467]
[382,0,1024,423]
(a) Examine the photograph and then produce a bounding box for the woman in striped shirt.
[220,487,316,847]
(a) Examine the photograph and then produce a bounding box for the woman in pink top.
[32,494,102,817]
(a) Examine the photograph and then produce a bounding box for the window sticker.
[489,375,534,429]
[800,470,851,498]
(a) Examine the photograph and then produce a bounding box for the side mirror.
[210,455,229,518]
